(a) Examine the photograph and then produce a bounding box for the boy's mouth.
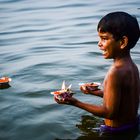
[102,50,107,55]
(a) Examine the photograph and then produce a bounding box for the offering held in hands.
[51,81,74,101]
[79,82,101,91]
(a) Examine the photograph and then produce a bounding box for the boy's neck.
[113,50,131,64]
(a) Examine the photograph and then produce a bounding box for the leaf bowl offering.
[0,77,12,89]
[79,82,101,91]
[51,81,74,101]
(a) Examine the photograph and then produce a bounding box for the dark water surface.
[0,0,140,139]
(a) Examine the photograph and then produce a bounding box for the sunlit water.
[0,0,140,139]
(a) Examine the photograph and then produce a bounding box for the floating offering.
[79,82,101,91]
[0,77,12,89]
[51,81,74,101]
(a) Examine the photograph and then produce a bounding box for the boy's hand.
[80,83,103,97]
[80,84,91,94]
[54,96,78,105]
[80,83,100,94]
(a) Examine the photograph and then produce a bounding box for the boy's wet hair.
[97,12,140,49]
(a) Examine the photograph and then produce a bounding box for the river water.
[0,0,140,139]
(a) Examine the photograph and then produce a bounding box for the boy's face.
[98,31,121,59]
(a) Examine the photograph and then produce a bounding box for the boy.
[55,12,140,133]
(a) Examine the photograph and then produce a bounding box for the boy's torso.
[103,58,140,127]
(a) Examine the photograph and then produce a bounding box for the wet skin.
[55,31,140,127]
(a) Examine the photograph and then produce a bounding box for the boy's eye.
[101,37,107,41]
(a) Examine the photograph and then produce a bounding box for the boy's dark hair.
[97,11,140,49]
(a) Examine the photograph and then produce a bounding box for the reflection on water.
[0,0,140,139]
[76,115,103,134]
[76,115,140,140]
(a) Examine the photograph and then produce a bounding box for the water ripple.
[0,0,140,140]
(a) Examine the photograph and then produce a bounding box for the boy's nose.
[98,40,102,48]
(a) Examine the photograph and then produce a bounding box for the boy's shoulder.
[108,59,138,79]
[107,63,129,79]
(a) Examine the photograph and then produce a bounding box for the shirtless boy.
[55,12,140,133]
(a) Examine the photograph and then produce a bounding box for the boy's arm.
[80,85,103,97]
[55,68,121,119]
[55,96,109,118]
[89,89,104,97]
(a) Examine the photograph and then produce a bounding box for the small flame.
[8,78,12,82]
[61,81,66,90]
[67,84,72,90]
[61,81,72,91]
[51,81,73,95]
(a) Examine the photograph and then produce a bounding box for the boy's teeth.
[103,50,107,55]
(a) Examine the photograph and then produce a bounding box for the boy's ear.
[120,36,128,49]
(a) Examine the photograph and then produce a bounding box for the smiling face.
[98,31,121,59]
